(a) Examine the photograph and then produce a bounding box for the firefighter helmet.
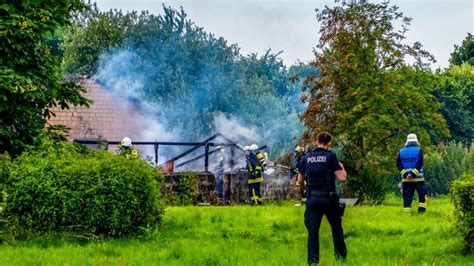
[405,133,419,146]
[250,144,258,151]
[121,137,132,147]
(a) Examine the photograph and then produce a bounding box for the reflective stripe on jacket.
[397,145,424,180]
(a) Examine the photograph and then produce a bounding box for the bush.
[1,143,164,237]
[346,167,390,204]
[451,173,474,254]
[162,172,198,206]
[424,142,474,195]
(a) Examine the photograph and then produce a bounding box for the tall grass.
[0,197,472,265]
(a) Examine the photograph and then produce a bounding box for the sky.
[93,0,473,69]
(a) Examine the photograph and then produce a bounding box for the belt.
[309,191,339,199]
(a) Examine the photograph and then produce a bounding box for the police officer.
[297,132,347,264]
[396,133,427,214]
[245,145,264,205]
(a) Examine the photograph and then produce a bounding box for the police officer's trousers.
[304,196,347,264]
[402,181,427,213]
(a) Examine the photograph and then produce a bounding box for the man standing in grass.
[397,133,427,214]
[298,132,348,265]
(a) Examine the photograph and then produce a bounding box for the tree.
[80,5,304,156]
[434,64,474,145]
[450,33,474,66]
[61,2,142,75]
[301,1,448,201]
[0,1,91,156]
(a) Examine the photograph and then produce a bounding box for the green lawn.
[0,196,472,265]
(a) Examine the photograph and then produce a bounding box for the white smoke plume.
[212,112,261,145]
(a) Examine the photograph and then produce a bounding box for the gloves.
[402,171,411,179]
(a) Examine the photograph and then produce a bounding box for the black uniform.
[246,151,264,205]
[300,147,347,264]
[294,151,307,202]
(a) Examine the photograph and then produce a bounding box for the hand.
[402,171,411,179]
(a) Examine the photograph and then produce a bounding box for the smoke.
[212,112,261,145]
[94,7,307,170]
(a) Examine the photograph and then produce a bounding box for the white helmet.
[250,144,258,151]
[121,136,132,147]
[405,133,419,146]
[243,145,251,151]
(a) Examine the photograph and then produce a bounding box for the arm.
[415,149,423,170]
[335,162,347,182]
[410,149,424,177]
[397,152,412,179]
[297,173,306,189]
[331,154,347,182]
[396,153,403,171]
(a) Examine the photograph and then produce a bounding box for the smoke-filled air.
[93,6,311,160]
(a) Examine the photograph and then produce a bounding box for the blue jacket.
[396,144,424,182]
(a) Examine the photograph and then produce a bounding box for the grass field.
[0,196,472,265]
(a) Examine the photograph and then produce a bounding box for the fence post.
[204,142,210,172]
[230,145,235,171]
[154,143,159,165]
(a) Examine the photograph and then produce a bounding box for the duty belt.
[309,191,339,199]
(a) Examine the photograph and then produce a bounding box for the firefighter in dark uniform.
[245,144,265,205]
[297,132,347,265]
[293,146,307,205]
[397,133,427,214]
[117,137,139,159]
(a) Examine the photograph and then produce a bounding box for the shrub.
[451,173,474,254]
[2,143,164,237]
[346,167,390,204]
[162,172,198,206]
[0,153,10,190]
[424,142,474,195]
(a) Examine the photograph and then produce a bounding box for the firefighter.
[297,132,347,264]
[397,133,427,214]
[294,145,307,205]
[251,144,267,169]
[245,145,264,205]
[117,136,139,159]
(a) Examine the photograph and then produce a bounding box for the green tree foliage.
[450,33,474,66]
[423,142,474,195]
[433,64,474,145]
[0,1,91,156]
[301,2,448,201]
[68,5,304,155]
[61,2,142,75]
[1,140,163,237]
